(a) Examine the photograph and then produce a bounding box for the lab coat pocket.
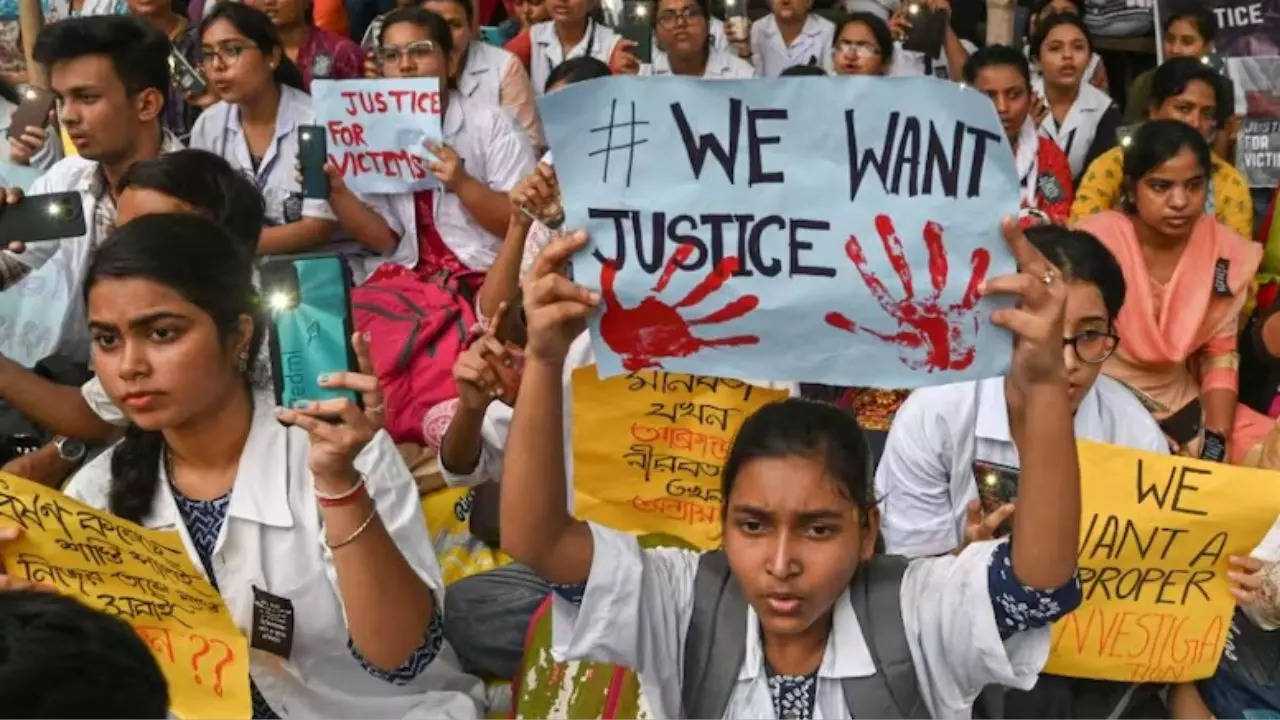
[256,558,348,676]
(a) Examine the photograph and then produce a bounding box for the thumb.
[964,499,982,527]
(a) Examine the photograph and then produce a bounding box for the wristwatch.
[1200,429,1227,463]
[53,435,87,464]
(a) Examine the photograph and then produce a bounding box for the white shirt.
[64,396,486,719]
[530,19,624,95]
[875,375,1168,559]
[553,523,1051,719]
[458,40,543,149]
[642,45,757,79]
[749,13,835,78]
[1026,47,1104,94]
[361,91,535,276]
[650,16,734,74]
[189,84,336,228]
[888,38,977,80]
[1031,77,1116,180]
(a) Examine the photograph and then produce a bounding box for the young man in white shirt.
[876,225,1167,560]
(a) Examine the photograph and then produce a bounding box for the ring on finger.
[1040,269,1058,287]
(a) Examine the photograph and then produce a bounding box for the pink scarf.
[1078,210,1262,365]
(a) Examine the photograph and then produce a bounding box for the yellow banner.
[1046,442,1280,683]
[0,472,250,719]
[571,366,788,550]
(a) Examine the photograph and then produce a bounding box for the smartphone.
[1159,399,1203,447]
[298,124,329,200]
[168,46,208,97]
[263,255,360,410]
[478,25,506,46]
[6,86,55,141]
[902,2,947,58]
[972,459,1019,536]
[0,192,86,245]
[620,0,655,64]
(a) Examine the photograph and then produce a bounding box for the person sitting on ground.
[1124,3,1215,125]
[496,218,1085,718]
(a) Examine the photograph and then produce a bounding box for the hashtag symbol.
[588,98,650,187]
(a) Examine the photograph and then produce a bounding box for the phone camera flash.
[908,3,920,14]
[301,130,312,141]
[268,291,297,311]
[982,473,998,487]
[45,202,65,218]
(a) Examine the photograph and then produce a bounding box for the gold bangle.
[326,506,378,550]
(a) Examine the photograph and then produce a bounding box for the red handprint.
[825,214,990,372]
[600,245,760,372]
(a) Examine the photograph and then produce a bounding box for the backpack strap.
[843,554,928,719]
[681,550,748,719]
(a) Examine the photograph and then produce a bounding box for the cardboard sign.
[539,76,1019,387]
[311,77,444,194]
[0,473,250,719]
[1045,442,1280,683]
[571,365,788,549]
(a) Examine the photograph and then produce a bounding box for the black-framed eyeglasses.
[199,42,256,69]
[656,6,705,27]
[1064,329,1119,364]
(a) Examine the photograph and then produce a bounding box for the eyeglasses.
[377,40,442,65]
[656,7,705,28]
[199,42,256,69]
[834,40,881,58]
[1064,329,1119,364]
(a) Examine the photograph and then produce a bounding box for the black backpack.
[681,550,929,718]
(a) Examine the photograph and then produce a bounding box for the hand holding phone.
[168,46,208,98]
[6,87,55,141]
[264,255,360,411]
[900,2,948,57]
[972,459,1019,538]
[620,0,654,65]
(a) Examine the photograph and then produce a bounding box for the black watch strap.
[1201,429,1227,463]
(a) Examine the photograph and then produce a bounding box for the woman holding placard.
[189,3,351,256]
[1079,120,1273,465]
[50,214,484,718]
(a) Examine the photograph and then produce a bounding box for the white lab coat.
[530,18,624,95]
[188,84,337,228]
[63,396,486,719]
[1030,77,1116,180]
[641,45,758,78]
[552,523,1052,718]
[875,375,1168,559]
[888,38,978,80]
[749,13,835,77]
[360,91,535,277]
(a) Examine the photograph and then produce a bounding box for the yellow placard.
[1046,442,1280,683]
[420,487,512,586]
[0,472,250,719]
[571,366,788,550]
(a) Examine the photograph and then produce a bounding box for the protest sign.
[1045,442,1280,683]
[0,472,250,719]
[571,365,788,549]
[539,77,1020,387]
[311,77,443,194]
[1157,0,1280,187]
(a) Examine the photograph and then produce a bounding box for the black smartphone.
[262,255,360,410]
[1158,400,1202,447]
[0,192,86,245]
[973,459,1019,536]
[621,0,655,64]
[7,86,55,141]
[902,2,947,58]
[168,46,208,97]
[298,124,329,200]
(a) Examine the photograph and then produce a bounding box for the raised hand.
[600,245,759,372]
[825,214,989,372]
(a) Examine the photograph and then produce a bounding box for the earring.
[237,350,250,373]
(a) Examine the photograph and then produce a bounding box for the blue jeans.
[442,563,550,680]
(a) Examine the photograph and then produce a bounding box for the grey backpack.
[681,551,928,719]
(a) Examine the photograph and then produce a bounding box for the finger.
[529,299,596,329]
[531,230,589,280]
[983,503,1016,532]
[318,370,380,395]
[1229,555,1266,573]
[527,272,599,310]
[963,499,982,526]
[1230,586,1258,604]
[288,396,359,418]
[276,407,344,442]
[3,187,24,205]
[1228,570,1264,590]
[6,241,24,254]
[0,525,20,542]
[980,273,1045,307]
[999,215,1052,273]
[476,335,510,362]
[990,307,1051,338]
[487,301,508,337]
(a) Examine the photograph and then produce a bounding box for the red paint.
[825,214,989,373]
[601,667,628,719]
[600,252,759,372]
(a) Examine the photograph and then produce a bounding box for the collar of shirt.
[532,18,599,63]
[974,376,1107,444]
[738,587,876,683]
[443,89,466,139]
[759,13,827,42]
[140,395,296,535]
[1032,78,1110,132]
[459,41,499,97]
[223,85,311,172]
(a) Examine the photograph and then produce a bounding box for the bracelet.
[317,483,368,508]
[326,506,379,550]
[314,474,366,503]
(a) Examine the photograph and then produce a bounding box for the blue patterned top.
[987,540,1082,640]
[169,483,445,715]
[767,668,818,720]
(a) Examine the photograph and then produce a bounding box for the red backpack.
[352,266,479,444]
